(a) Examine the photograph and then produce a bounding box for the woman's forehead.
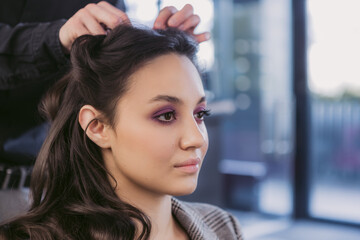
[124,54,204,103]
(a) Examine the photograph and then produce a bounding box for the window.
[307,0,360,224]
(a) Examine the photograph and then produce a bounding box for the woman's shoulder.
[171,198,244,240]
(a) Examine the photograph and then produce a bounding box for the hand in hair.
[153,4,210,43]
[59,1,130,54]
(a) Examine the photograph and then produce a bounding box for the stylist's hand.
[59,1,130,53]
[153,4,210,43]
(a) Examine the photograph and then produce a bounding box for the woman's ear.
[78,105,112,148]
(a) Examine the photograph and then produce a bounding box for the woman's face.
[104,53,209,198]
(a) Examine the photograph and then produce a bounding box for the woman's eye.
[157,111,176,122]
[195,109,211,120]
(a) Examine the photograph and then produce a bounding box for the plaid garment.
[171,198,244,240]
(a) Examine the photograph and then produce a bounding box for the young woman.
[0,25,243,240]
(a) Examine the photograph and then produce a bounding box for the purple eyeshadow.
[194,105,206,113]
[152,107,176,118]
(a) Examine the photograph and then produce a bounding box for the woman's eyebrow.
[149,95,182,104]
[149,95,206,104]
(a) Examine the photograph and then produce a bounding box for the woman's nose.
[179,116,207,150]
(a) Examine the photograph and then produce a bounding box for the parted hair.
[0,25,198,240]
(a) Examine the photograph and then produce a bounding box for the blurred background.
[1,0,360,239]
[126,0,360,239]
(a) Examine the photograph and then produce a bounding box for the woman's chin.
[169,182,198,197]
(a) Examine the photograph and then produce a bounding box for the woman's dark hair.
[0,25,198,240]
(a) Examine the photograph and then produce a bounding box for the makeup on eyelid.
[151,107,176,124]
[150,104,211,124]
[194,106,208,115]
[152,107,176,117]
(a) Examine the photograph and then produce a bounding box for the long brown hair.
[0,25,198,240]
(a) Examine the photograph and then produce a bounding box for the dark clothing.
[0,0,124,164]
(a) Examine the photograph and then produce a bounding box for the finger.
[76,8,106,35]
[167,4,194,28]
[73,24,91,40]
[153,6,177,29]
[178,14,200,31]
[97,1,130,24]
[193,32,211,43]
[59,22,89,53]
[85,3,122,29]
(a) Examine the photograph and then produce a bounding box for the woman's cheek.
[141,127,177,161]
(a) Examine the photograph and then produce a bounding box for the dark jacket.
[0,0,124,164]
[172,198,244,240]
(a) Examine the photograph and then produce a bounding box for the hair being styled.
[0,25,198,240]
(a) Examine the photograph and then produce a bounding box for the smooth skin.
[59,2,210,53]
[78,53,209,240]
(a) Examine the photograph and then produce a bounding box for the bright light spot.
[235,75,251,91]
[125,0,158,26]
[198,40,214,70]
[235,39,250,55]
[235,93,251,110]
[235,57,250,73]
[308,0,360,97]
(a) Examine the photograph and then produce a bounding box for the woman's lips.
[174,158,200,174]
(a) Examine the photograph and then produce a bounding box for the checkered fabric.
[171,198,244,240]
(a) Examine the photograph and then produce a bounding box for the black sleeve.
[0,19,69,90]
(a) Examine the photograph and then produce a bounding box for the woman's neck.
[135,195,175,239]
[116,190,188,240]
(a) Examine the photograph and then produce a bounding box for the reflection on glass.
[307,0,360,224]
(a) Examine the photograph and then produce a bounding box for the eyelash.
[154,109,211,124]
[195,109,211,120]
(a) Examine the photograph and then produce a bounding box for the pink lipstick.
[174,158,201,174]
